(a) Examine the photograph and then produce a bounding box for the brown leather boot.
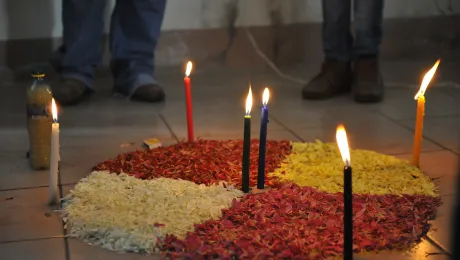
[130,84,165,103]
[302,60,352,100]
[352,58,384,103]
[51,78,87,106]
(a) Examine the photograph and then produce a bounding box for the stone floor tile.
[395,150,459,253]
[441,85,460,99]
[163,109,286,140]
[427,195,456,253]
[0,188,64,242]
[395,151,459,196]
[284,114,443,155]
[194,129,301,141]
[398,116,460,153]
[354,239,449,260]
[0,238,66,260]
[68,239,161,260]
[376,90,460,121]
[58,132,175,185]
[0,151,49,190]
[61,184,73,198]
[0,126,176,188]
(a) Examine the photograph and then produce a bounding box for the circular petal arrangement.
[61,139,441,259]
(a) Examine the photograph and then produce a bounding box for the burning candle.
[257,88,270,189]
[336,124,352,260]
[242,87,252,193]
[184,61,194,142]
[412,59,440,167]
[49,98,60,205]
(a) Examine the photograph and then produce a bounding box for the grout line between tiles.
[0,236,65,244]
[394,113,460,122]
[58,165,71,260]
[268,116,305,142]
[0,185,49,192]
[425,236,452,257]
[378,111,460,156]
[0,183,78,193]
[158,113,179,142]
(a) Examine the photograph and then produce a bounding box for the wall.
[0,0,459,73]
[0,0,459,41]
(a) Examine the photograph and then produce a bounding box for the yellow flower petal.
[270,141,438,196]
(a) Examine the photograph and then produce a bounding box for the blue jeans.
[322,0,384,62]
[52,0,166,95]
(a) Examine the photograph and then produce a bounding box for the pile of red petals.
[162,183,441,260]
[94,139,291,187]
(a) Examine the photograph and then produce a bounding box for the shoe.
[352,58,384,103]
[130,84,165,103]
[302,60,352,100]
[51,78,87,106]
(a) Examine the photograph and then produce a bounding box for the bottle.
[27,72,53,170]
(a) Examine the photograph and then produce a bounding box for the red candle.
[184,61,194,142]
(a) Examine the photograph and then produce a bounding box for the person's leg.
[302,0,353,100]
[322,0,353,62]
[110,0,166,102]
[352,0,384,103]
[51,0,107,105]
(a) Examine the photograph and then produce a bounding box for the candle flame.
[336,124,350,167]
[245,86,253,115]
[262,88,270,105]
[51,98,58,122]
[185,61,193,77]
[414,59,440,100]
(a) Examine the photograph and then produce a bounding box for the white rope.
[244,28,307,85]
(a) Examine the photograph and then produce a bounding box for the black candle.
[242,87,252,193]
[343,166,353,260]
[336,124,353,260]
[242,115,251,193]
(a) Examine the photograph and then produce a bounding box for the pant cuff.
[115,73,159,97]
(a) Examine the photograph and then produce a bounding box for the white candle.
[49,98,60,205]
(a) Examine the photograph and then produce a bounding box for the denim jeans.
[322,0,384,62]
[52,0,166,96]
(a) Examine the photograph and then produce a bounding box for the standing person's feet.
[51,78,87,106]
[116,84,165,103]
[302,60,352,100]
[352,58,384,103]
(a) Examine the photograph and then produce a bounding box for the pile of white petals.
[61,171,243,253]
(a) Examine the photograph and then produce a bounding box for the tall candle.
[412,59,440,167]
[336,125,352,260]
[412,96,425,167]
[184,61,194,142]
[257,88,270,189]
[242,87,252,193]
[49,98,60,205]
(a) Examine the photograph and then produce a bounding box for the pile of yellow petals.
[270,141,438,196]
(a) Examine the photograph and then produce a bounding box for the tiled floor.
[1,60,459,259]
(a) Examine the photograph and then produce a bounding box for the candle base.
[48,195,59,206]
[250,186,271,194]
[48,161,61,206]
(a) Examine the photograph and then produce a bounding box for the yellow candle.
[412,59,440,167]
[49,98,60,205]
